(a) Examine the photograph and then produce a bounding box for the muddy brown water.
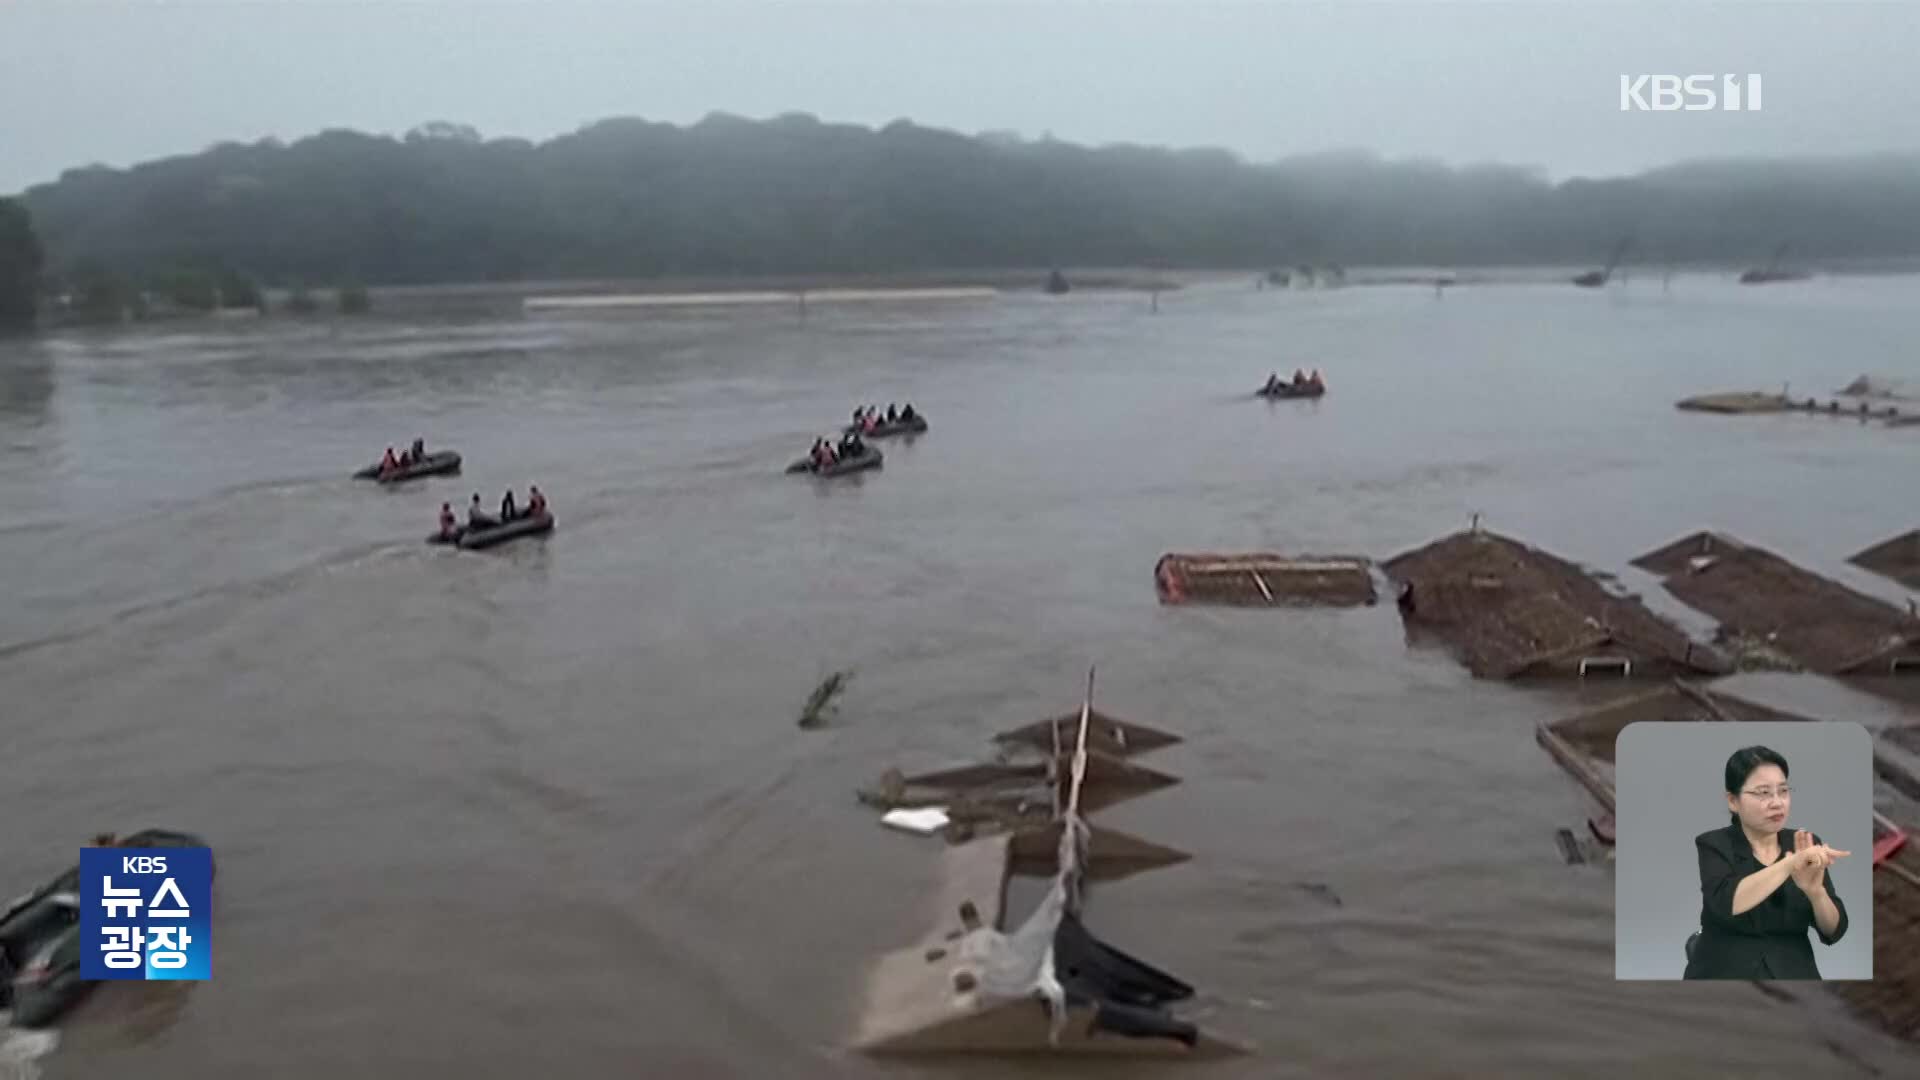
[3,276,1918,1078]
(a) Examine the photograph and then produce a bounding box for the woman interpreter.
[1683,745,1852,979]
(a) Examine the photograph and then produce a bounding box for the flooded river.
[2,274,1917,1078]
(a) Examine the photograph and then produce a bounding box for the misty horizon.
[5,0,1918,195]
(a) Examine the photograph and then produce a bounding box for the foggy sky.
[4,0,1916,196]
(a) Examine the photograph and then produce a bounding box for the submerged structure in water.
[1382,527,1729,680]
[852,674,1246,1057]
[1154,552,1376,607]
[1739,243,1813,284]
[1849,530,1920,591]
[1675,390,1908,425]
[1632,531,1920,676]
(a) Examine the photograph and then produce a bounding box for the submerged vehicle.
[1,829,212,1029]
[353,451,462,484]
[842,415,929,438]
[787,446,883,477]
[428,511,556,550]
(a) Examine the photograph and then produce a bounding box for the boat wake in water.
[0,1022,57,1080]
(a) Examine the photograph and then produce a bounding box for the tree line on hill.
[5,112,1920,328]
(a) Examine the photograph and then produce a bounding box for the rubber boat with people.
[429,511,555,550]
[0,829,213,1030]
[1255,372,1325,399]
[843,405,929,438]
[787,444,883,477]
[353,449,462,483]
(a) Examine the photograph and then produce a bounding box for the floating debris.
[1154,552,1376,607]
[1554,828,1586,865]
[1382,527,1729,680]
[1632,531,1920,675]
[798,668,853,729]
[1294,882,1343,908]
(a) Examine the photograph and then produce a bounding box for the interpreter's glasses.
[1743,786,1792,801]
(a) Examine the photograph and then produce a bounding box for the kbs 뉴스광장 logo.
[79,846,213,980]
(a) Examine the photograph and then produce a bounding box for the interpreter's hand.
[1789,830,1851,893]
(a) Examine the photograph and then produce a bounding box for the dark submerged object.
[1,829,213,1029]
[354,450,462,483]
[1044,269,1071,295]
[842,415,928,438]
[786,445,883,476]
[1053,911,1199,1047]
[428,511,556,550]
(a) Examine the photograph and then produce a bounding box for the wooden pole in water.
[1067,666,1094,817]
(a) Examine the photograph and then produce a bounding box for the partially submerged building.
[853,690,1247,1057]
[1633,531,1920,675]
[1849,529,1920,591]
[1154,552,1376,607]
[1535,680,1809,822]
[1382,529,1730,680]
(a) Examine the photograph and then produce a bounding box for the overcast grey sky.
[3,0,1916,195]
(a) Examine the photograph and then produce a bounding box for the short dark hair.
[1724,745,1790,825]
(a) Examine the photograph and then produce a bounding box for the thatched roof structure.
[1381,529,1730,680]
[1535,681,1812,812]
[1829,838,1920,1043]
[1849,529,1920,591]
[1633,531,1920,675]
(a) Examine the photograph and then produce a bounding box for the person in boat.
[1309,368,1325,390]
[900,403,916,421]
[411,437,426,460]
[1291,369,1307,387]
[380,446,400,475]
[1264,373,1280,393]
[862,411,878,434]
[526,485,547,517]
[852,406,865,425]
[500,489,518,522]
[1682,745,1850,981]
[437,502,458,540]
[468,494,498,529]
[886,404,898,423]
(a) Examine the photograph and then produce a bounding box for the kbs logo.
[1620,74,1763,112]
[79,845,213,981]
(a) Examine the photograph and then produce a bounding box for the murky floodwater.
[2,276,1918,1078]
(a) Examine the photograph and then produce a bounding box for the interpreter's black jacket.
[1683,822,1847,980]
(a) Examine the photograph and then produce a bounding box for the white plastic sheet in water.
[879,807,950,835]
